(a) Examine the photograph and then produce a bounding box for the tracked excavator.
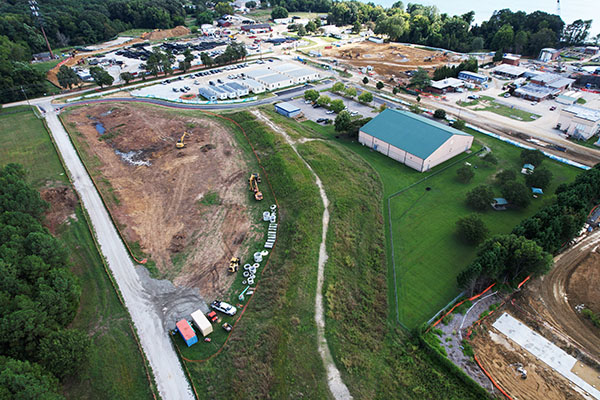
[176,132,189,149]
[248,173,263,201]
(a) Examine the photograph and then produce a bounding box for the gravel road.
[43,106,196,400]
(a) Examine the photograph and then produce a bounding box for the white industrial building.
[224,81,249,97]
[254,73,294,90]
[198,86,218,101]
[358,109,473,172]
[557,105,600,140]
[239,78,265,93]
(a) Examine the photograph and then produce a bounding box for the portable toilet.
[176,319,198,347]
[191,310,213,337]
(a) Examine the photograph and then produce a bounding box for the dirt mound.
[142,26,190,41]
[41,185,78,234]
[567,250,600,313]
[64,103,257,299]
[322,42,460,78]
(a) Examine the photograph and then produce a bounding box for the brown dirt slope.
[142,26,190,40]
[64,103,255,299]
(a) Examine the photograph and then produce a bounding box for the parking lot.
[287,91,377,123]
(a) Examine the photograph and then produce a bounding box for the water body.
[95,122,106,135]
[370,0,599,36]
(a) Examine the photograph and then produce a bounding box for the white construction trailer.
[191,309,213,337]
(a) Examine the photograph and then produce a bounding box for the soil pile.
[64,103,255,299]
[41,185,78,234]
[142,26,191,41]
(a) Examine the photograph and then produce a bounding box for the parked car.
[172,88,179,92]
[350,111,359,116]
[503,93,510,98]
[211,300,237,316]
[467,94,479,100]
[312,103,321,108]
[305,100,312,104]
[550,106,556,111]
[325,110,335,114]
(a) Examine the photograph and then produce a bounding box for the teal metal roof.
[360,109,472,159]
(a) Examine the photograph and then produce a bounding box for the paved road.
[43,106,194,400]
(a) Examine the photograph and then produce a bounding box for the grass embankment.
[31,58,63,95]
[458,95,540,122]
[181,111,330,399]
[0,106,153,399]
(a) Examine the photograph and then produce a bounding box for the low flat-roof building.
[254,73,294,90]
[539,48,560,62]
[530,73,575,92]
[513,84,556,102]
[502,54,521,66]
[275,101,301,118]
[210,85,229,100]
[198,86,218,101]
[241,23,271,32]
[239,78,265,93]
[492,64,527,79]
[358,109,473,172]
[458,71,488,84]
[224,81,249,97]
[429,77,464,94]
[557,105,600,140]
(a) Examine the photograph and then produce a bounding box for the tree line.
[0,164,89,399]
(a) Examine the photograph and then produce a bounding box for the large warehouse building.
[358,109,474,172]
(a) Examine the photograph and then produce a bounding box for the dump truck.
[248,173,263,201]
[176,132,188,149]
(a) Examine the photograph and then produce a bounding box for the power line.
[29,0,54,58]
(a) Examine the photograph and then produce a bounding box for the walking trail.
[251,110,352,399]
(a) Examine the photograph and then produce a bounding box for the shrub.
[357,91,373,103]
[525,168,553,190]
[501,181,531,208]
[582,308,600,328]
[452,119,466,130]
[456,165,474,183]
[456,215,489,245]
[466,185,495,211]
[332,81,345,93]
[376,81,384,89]
[495,169,516,185]
[482,153,497,165]
[520,149,544,167]
[433,109,446,119]
[362,77,369,84]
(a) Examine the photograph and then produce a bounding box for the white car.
[350,111,359,116]
[211,300,237,316]
[326,110,335,114]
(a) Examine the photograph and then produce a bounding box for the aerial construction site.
[63,103,257,299]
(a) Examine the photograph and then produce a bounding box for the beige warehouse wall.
[425,135,474,170]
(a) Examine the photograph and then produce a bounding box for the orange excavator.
[248,173,263,201]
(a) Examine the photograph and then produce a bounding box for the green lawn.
[0,106,154,399]
[258,113,579,329]
[117,29,147,37]
[30,59,64,95]
[471,96,541,122]
[246,8,272,22]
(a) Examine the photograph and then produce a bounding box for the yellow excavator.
[248,173,263,201]
[228,257,240,273]
[176,132,189,149]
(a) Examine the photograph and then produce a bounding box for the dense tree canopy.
[0,164,87,398]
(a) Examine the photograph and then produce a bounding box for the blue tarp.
[523,163,535,170]
[493,197,508,205]
[531,187,544,194]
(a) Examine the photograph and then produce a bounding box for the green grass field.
[465,96,541,122]
[30,59,63,95]
[262,113,579,329]
[0,106,153,399]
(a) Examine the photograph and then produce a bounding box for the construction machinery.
[248,173,263,201]
[176,132,189,149]
[228,256,240,273]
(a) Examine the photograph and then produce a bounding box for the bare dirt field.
[64,103,256,299]
[471,317,588,400]
[41,184,78,234]
[468,231,600,400]
[322,42,461,78]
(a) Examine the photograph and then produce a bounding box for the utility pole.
[29,0,54,59]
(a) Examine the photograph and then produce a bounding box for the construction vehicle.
[228,256,240,273]
[248,173,263,201]
[176,132,189,149]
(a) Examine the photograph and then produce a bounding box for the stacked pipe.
[265,204,277,249]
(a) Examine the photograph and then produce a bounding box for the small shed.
[275,102,301,118]
[491,197,508,211]
[176,319,198,347]
[521,164,535,175]
[191,310,213,337]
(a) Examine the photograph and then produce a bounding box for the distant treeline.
[0,0,185,102]
[0,164,89,399]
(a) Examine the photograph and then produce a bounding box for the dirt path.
[251,110,352,400]
[526,229,600,361]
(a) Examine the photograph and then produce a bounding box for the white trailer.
[191,309,213,337]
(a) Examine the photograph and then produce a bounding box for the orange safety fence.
[517,275,531,289]
[474,355,514,400]
[430,283,496,329]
